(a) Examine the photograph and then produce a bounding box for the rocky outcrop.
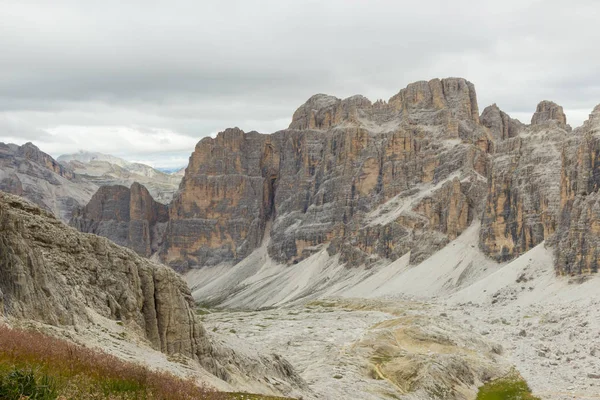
[553,105,600,274]
[0,142,98,221]
[59,151,183,204]
[0,191,208,359]
[163,78,492,270]
[480,104,523,141]
[480,102,568,261]
[0,191,307,396]
[531,100,569,128]
[70,183,168,257]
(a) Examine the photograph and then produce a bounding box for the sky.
[1,0,600,168]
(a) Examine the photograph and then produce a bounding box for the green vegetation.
[476,373,540,400]
[0,325,294,399]
[0,368,57,400]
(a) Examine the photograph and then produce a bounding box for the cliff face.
[480,102,567,261]
[480,104,523,141]
[0,142,98,221]
[0,191,207,359]
[0,191,307,395]
[553,105,600,274]
[163,78,492,269]
[70,182,169,257]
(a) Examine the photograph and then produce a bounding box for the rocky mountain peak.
[531,100,568,128]
[480,103,523,140]
[585,104,600,126]
[388,77,480,123]
[289,93,373,130]
[70,182,168,257]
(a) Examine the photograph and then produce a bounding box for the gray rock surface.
[553,104,600,274]
[163,78,492,270]
[0,142,98,221]
[480,103,524,141]
[0,191,307,396]
[70,182,168,257]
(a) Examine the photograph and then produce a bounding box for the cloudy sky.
[1,0,599,168]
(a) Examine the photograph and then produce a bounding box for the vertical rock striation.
[0,142,97,221]
[70,182,169,257]
[163,78,492,269]
[553,105,600,274]
[480,102,567,261]
[0,191,308,395]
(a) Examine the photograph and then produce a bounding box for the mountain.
[58,151,183,204]
[70,182,169,257]
[0,142,98,221]
[0,191,308,398]
[163,78,492,271]
[66,77,600,283]
[57,150,131,167]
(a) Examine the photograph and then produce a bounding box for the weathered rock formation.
[480,102,567,261]
[162,78,492,270]
[531,100,569,129]
[0,142,98,221]
[553,105,600,274]
[59,151,183,204]
[0,191,208,359]
[70,182,169,257]
[480,104,523,141]
[0,191,307,396]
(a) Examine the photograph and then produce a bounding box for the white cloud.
[0,0,599,163]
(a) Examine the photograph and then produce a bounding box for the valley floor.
[187,225,600,400]
[202,289,600,399]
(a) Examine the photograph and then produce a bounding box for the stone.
[0,191,307,394]
[59,151,183,204]
[531,100,569,128]
[480,102,568,261]
[480,103,524,141]
[0,142,98,221]
[70,182,168,257]
[162,77,492,270]
[552,105,600,274]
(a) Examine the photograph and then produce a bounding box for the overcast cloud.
[1,0,599,168]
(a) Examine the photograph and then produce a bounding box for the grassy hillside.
[0,325,290,400]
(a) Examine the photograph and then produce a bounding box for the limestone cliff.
[70,182,169,257]
[480,104,523,141]
[553,105,600,274]
[0,142,97,221]
[0,191,208,360]
[480,102,567,261]
[163,78,492,269]
[0,191,307,395]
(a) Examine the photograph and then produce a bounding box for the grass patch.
[476,372,540,400]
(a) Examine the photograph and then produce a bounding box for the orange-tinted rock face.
[163,78,492,270]
[554,106,600,274]
[480,103,567,261]
[70,182,168,257]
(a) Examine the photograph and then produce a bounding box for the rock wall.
[0,142,98,221]
[554,105,600,274]
[163,78,492,270]
[0,191,208,359]
[0,191,307,394]
[480,102,567,261]
[70,182,168,257]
